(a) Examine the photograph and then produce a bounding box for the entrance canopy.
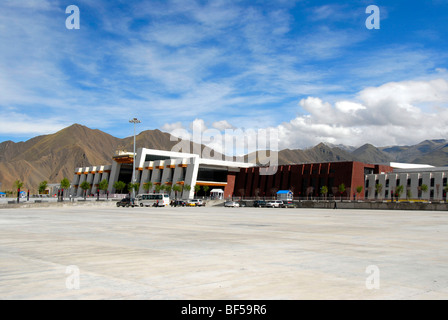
[210,188,224,199]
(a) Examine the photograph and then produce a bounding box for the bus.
[136,193,170,207]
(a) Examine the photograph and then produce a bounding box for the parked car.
[281,200,295,208]
[186,199,205,207]
[186,199,206,207]
[224,201,240,207]
[196,199,206,206]
[253,200,267,207]
[265,200,283,208]
[186,199,197,206]
[171,200,186,207]
[116,197,134,207]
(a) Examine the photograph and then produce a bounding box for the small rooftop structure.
[276,190,293,200]
[390,162,434,170]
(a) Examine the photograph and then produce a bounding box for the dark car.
[117,197,134,207]
[281,200,295,208]
[171,200,186,207]
[253,200,266,207]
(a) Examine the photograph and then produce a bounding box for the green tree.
[113,181,126,194]
[80,181,91,200]
[375,183,383,200]
[395,185,404,200]
[60,177,70,200]
[420,184,428,198]
[14,180,24,202]
[14,180,24,192]
[38,181,48,195]
[60,177,70,190]
[154,184,163,194]
[128,182,140,195]
[165,184,172,195]
[202,185,210,198]
[183,184,191,198]
[320,186,328,200]
[172,184,182,199]
[194,184,201,197]
[143,181,153,194]
[356,186,363,200]
[338,183,346,200]
[98,179,109,193]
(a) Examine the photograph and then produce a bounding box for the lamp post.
[129,118,141,202]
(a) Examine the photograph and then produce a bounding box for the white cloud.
[277,78,448,148]
[0,113,68,137]
[212,120,234,131]
[1,0,447,148]
[161,122,184,132]
[160,77,448,152]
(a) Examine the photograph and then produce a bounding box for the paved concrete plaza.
[1,204,447,299]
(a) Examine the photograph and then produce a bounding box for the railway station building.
[71,147,395,200]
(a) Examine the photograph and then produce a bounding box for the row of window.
[366,177,447,188]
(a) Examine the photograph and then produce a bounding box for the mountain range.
[1,124,447,191]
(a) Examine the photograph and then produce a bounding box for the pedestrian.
[334,201,337,209]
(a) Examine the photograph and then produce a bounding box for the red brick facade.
[233,161,393,200]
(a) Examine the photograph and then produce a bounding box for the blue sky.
[0,0,448,149]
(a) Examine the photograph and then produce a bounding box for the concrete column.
[376,174,386,200]
[150,160,164,195]
[365,174,376,200]
[421,173,431,200]
[139,161,154,194]
[86,171,94,196]
[108,162,121,194]
[76,168,88,197]
[397,173,408,200]
[71,170,81,196]
[183,156,199,199]
[433,172,444,201]
[161,159,176,195]
[387,173,398,200]
[406,173,419,199]
[171,159,185,198]
[91,167,100,195]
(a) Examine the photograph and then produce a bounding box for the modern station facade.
[365,165,448,201]
[234,161,393,200]
[71,148,253,199]
[71,147,397,200]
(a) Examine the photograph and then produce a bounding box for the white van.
[265,200,283,208]
[136,193,170,207]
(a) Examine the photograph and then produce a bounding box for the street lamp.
[129,118,141,201]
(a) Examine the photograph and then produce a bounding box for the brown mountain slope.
[380,139,448,164]
[262,143,354,165]
[412,143,448,167]
[0,124,214,192]
[2,124,448,192]
[0,124,122,191]
[351,143,393,164]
